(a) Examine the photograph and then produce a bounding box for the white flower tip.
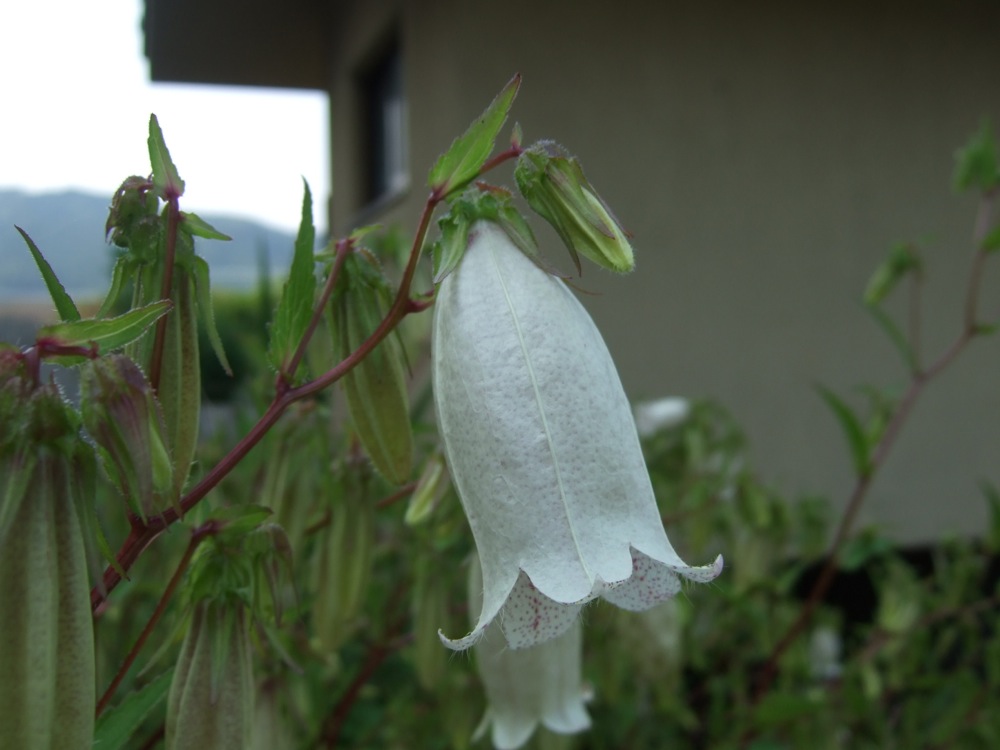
[438,626,483,652]
[632,397,690,437]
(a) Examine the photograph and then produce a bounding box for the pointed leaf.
[268,181,316,377]
[427,74,520,195]
[817,384,871,478]
[15,226,80,322]
[38,300,172,357]
[191,256,232,375]
[94,669,173,750]
[148,114,185,198]
[182,212,232,241]
[865,304,918,374]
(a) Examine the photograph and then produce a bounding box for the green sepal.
[98,256,136,318]
[181,212,232,241]
[816,384,871,478]
[191,256,233,375]
[510,121,523,150]
[38,300,172,360]
[16,226,80,322]
[405,453,448,526]
[953,119,999,192]
[148,114,185,198]
[211,504,274,542]
[268,180,317,379]
[432,188,540,282]
[94,668,174,750]
[427,73,520,195]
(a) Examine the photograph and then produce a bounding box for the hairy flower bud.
[311,478,376,652]
[515,142,634,273]
[432,222,721,651]
[332,250,413,484]
[0,372,96,749]
[81,354,173,519]
[166,600,253,750]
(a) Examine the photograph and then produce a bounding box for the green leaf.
[93,668,173,750]
[427,73,520,195]
[865,304,918,373]
[148,113,185,198]
[15,226,80,322]
[816,384,871,478]
[191,256,232,375]
[181,212,232,241]
[752,691,819,729]
[268,180,317,377]
[38,300,172,358]
[980,224,1000,253]
[863,242,920,306]
[953,119,999,192]
[840,527,892,571]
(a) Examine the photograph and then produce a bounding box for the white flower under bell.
[432,221,722,651]
[469,556,591,750]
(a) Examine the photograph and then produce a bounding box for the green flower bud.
[0,377,95,750]
[404,453,449,526]
[515,141,635,273]
[311,477,375,653]
[166,600,254,750]
[331,250,413,485]
[81,354,173,520]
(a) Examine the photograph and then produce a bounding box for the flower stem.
[95,520,218,716]
[751,194,997,702]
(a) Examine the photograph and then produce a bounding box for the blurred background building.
[145,0,1000,543]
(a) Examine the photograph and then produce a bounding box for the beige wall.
[327,0,1000,543]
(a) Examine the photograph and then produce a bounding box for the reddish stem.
[95,520,218,716]
[91,191,445,612]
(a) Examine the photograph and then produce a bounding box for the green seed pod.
[331,250,413,485]
[0,378,95,750]
[311,480,375,653]
[166,600,253,750]
[153,264,201,503]
[80,354,173,520]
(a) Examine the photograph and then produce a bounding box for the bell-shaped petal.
[432,221,721,650]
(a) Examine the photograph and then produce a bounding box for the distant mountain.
[0,189,298,302]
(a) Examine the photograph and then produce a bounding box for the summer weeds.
[1,78,998,749]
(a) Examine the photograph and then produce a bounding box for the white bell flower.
[469,556,591,750]
[432,220,722,650]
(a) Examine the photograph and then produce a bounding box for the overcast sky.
[0,0,329,234]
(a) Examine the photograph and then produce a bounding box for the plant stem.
[92,190,445,612]
[752,194,996,701]
[95,521,217,716]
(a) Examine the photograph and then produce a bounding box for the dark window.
[361,41,408,203]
